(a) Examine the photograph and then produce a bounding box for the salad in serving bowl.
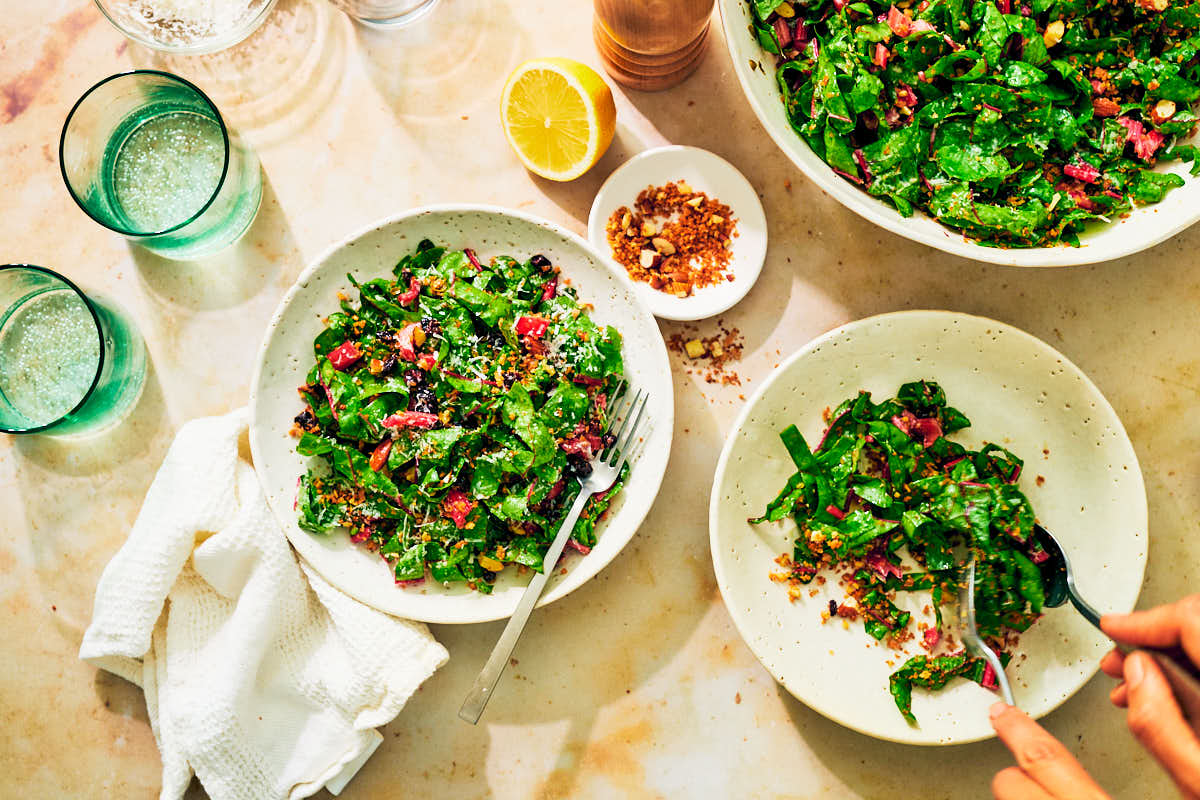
[720,0,1200,264]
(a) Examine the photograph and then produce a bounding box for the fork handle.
[458,486,593,725]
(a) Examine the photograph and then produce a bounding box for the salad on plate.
[291,240,627,594]
[752,380,1047,722]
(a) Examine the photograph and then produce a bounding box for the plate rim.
[707,308,1149,744]
[715,0,1200,268]
[249,203,676,623]
[586,144,768,321]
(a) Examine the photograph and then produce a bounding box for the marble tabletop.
[1,1,1194,797]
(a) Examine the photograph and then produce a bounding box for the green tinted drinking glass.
[60,70,262,261]
[0,266,146,436]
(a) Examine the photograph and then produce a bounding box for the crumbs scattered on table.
[735,692,742,704]
[667,322,744,385]
[1036,475,1046,487]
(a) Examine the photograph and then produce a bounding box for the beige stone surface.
[0,1,1193,797]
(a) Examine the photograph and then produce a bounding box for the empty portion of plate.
[709,310,1147,744]
[249,205,674,624]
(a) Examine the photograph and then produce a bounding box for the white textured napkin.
[80,408,448,800]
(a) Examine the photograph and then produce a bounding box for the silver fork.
[956,554,1016,706]
[458,384,649,724]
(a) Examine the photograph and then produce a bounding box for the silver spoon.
[1034,523,1200,720]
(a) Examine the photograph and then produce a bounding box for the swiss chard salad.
[291,240,627,593]
[752,381,1047,723]
[748,0,1200,246]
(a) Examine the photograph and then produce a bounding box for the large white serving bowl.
[709,310,1147,744]
[250,206,674,624]
[718,0,1200,266]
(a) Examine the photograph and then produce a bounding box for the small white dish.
[249,205,675,624]
[587,145,767,321]
[709,310,1148,744]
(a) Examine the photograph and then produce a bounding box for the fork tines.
[601,387,648,468]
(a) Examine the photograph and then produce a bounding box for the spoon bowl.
[1033,523,1100,626]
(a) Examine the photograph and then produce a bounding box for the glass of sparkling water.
[0,266,146,436]
[59,70,262,261]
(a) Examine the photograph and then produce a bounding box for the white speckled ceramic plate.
[719,0,1200,266]
[587,146,767,320]
[250,205,674,624]
[709,310,1147,744]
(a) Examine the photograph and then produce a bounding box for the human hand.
[989,702,1110,799]
[1101,596,1200,799]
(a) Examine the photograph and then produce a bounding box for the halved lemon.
[500,58,617,182]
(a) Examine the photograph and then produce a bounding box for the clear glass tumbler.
[0,266,146,436]
[328,0,440,28]
[60,70,263,261]
[92,0,278,55]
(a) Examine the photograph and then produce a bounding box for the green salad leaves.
[293,240,626,593]
[749,0,1200,246]
[752,381,1048,722]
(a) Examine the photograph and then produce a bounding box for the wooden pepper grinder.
[594,0,716,91]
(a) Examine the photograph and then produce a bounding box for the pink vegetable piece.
[911,416,943,447]
[320,381,339,421]
[825,504,847,520]
[442,488,476,529]
[515,315,550,338]
[854,148,873,183]
[773,16,793,48]
[328,340,362,371]
[464,248,483,272]
[887,5,912,36]
[1062,182,1099,211]
[541,280,557,301]
[865,552,902,579]
[567,538,592,555]
[924,628,941,649]
[396,322,420,361]
[891,410,918,435]
[874,42,890,69]
[1117,116,1165,160]
[1063,161,1101,184]
[561,432,603,459]
[382,411,439,429]
[981,661,999,690]
[397,277,420,306]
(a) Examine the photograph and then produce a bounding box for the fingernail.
[989,702,1008,720]
[1126,653,1145,688]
